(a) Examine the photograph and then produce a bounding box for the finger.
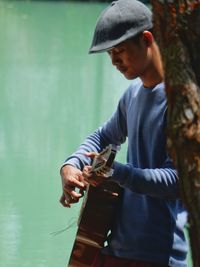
[82,173,95,185]
[82,171,92,180]
[91,174,105,186]
[79,188,85,196]
[85,152,99,158]
[59,194,70,208]
[83,174,100,187]
[84,177,97,187]
[82,180,89,187]
[68,177,85,190]
[83,165,93,172]
[82,170,94,182]
[68,197,80,204]
[64,191,80,205]
[63,186,83,199]
[91,181,98,187]
[96,170,108,176]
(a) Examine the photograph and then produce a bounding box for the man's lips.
[117,66,127,73]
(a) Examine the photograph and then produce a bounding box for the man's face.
[107,36,149,80]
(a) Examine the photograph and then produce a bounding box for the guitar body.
[68,180,122,267]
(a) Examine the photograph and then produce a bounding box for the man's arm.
[60,92,128,207]
[111,156,179,199]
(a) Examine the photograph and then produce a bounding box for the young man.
[60,0,188,266]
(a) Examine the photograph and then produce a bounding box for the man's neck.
[141,43,164,88]
[141,71,164,88]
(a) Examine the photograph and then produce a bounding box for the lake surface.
[0,0,192,266]
[0,1,129,266]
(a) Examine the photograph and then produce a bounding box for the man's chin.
[123,72,137,80]
[117,68,137,80]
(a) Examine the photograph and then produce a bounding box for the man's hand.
[83,151,112,186]
[83,165,111,186]
[60,165,87,208]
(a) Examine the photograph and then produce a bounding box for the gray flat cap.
[89,0,152,54]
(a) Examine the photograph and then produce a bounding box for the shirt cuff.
[61,158,82,170]
[111,161,131,185]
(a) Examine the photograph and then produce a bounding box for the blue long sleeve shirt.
[64,79,188,267]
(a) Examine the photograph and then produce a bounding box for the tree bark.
[151,1,200,266]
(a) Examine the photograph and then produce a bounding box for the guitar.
[68,145,122,267]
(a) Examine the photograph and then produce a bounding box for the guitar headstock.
[91,145,119,177]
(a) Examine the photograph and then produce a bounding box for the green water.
[0,1,129,266]
[0,1,192,267]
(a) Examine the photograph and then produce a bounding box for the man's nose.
[109,53,121,66]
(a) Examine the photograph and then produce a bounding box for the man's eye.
[116,48,124,54]
[108,48,124,56]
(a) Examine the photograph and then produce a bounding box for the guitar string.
[50,217,78,236]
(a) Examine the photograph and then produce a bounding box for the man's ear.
[142,31,153,47]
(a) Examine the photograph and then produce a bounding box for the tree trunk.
[151,1,200,266]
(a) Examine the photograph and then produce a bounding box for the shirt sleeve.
[111,156,179,199]
[62,91,128,170]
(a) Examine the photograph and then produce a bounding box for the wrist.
[60,164,76,175]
